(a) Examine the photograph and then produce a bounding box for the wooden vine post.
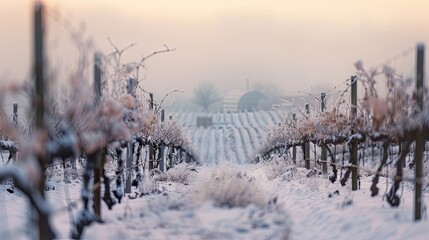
[292,113,296,163]
[180,146,184,163]
[161,109,165,122]
[350,75,358,191]
[12,103,18,162]
[168,115,174,168]
[304,104,310,169]
[159,109,165,172]
[13,103,18,125]
[34,0,46,203]
[34,2,56,239]
[34,0,46,191]
[148,92,154,171]
[320,93,327,174]
[34,1,45,133]
[415,43,425,221]
[93,52,103,220]
[125,140,133,193]
[125,78,137,194]
[149,92,154,110]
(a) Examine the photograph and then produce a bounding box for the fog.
[1,0,429,110]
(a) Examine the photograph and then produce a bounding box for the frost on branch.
[259,60,428,206]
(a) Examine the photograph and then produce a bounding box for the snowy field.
[172,111,284,164]
[1,160,428,240]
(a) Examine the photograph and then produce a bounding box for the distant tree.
[252,82,281,97]
[252,82,281,110]
[192,82,221,111]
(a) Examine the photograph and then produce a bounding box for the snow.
[1,161,429,239]
[173,111,283,164]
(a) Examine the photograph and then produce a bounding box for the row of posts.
[92,53,192,219]
[31,2,197,238]
[293,93,328,174]
[290,43,425,221]
[415,43,424,221]
[296,78,357,187]
[94,53,165,218]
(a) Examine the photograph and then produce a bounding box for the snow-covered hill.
[171,111,285,164]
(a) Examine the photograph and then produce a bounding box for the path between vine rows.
[1,162,428,239]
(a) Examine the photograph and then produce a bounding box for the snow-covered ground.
[1,160,428,240]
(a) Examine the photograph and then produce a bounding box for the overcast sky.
[1,0,429,101]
